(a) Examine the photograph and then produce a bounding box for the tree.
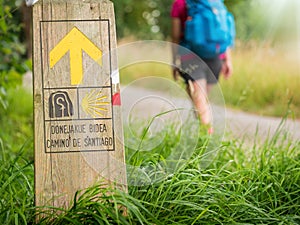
[0,0,28,72]
[0,0,29,109]
[113,0,173,39]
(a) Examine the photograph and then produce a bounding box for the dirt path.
[120,84,300,143]
[225,106,300,142]
[24,72,300,143]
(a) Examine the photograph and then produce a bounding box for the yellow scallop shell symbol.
[81,90,110,118]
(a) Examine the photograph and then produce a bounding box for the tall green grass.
[0,138,34,224]
[220,47,300,118]
[1,119,299,224]
[0,87,33,157]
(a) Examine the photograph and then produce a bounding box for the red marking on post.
[112,93,121,105]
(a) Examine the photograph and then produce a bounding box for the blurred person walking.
[171,0,234,134]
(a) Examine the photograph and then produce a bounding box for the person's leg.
[206,83,215,94]
[180,57,220,132]
[187,79,212,125]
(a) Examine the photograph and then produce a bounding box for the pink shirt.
[171,0,226,60]
[171,0,187,38]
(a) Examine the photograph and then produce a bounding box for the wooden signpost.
[32,0,126,208]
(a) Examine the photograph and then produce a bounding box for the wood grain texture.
[33,0,126,209]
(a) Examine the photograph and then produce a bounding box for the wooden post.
[32,0,126,208]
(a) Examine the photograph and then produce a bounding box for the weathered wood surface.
[33,0,126,208]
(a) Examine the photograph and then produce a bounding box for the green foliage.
[0,0,28,73]
[226,0,300,43]
[0,0,30,109]
[113,0,173,39]
[113,0,298,45]
[0,139,35,224]
[0,87,33,156]
[219,48,300,118]
[153,0,175,39]
[0,70,22,109]
[112,0,242,40]
[229,0,270,42]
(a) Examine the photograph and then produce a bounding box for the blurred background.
[0,0,299,136]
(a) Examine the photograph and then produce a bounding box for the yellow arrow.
[49,27,102,85]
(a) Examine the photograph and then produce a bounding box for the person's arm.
[171,17,181,80]
[221,48,233,79]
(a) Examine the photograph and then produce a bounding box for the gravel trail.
[23,71,300,143]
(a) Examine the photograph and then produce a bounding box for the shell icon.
[81,90,110,118]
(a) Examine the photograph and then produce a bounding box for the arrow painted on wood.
[50,27,103,85]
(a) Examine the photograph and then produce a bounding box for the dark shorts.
[180,56,222,84]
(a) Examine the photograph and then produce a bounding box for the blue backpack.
[184,0,235,59]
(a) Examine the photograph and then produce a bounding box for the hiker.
[171,0,234,134]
